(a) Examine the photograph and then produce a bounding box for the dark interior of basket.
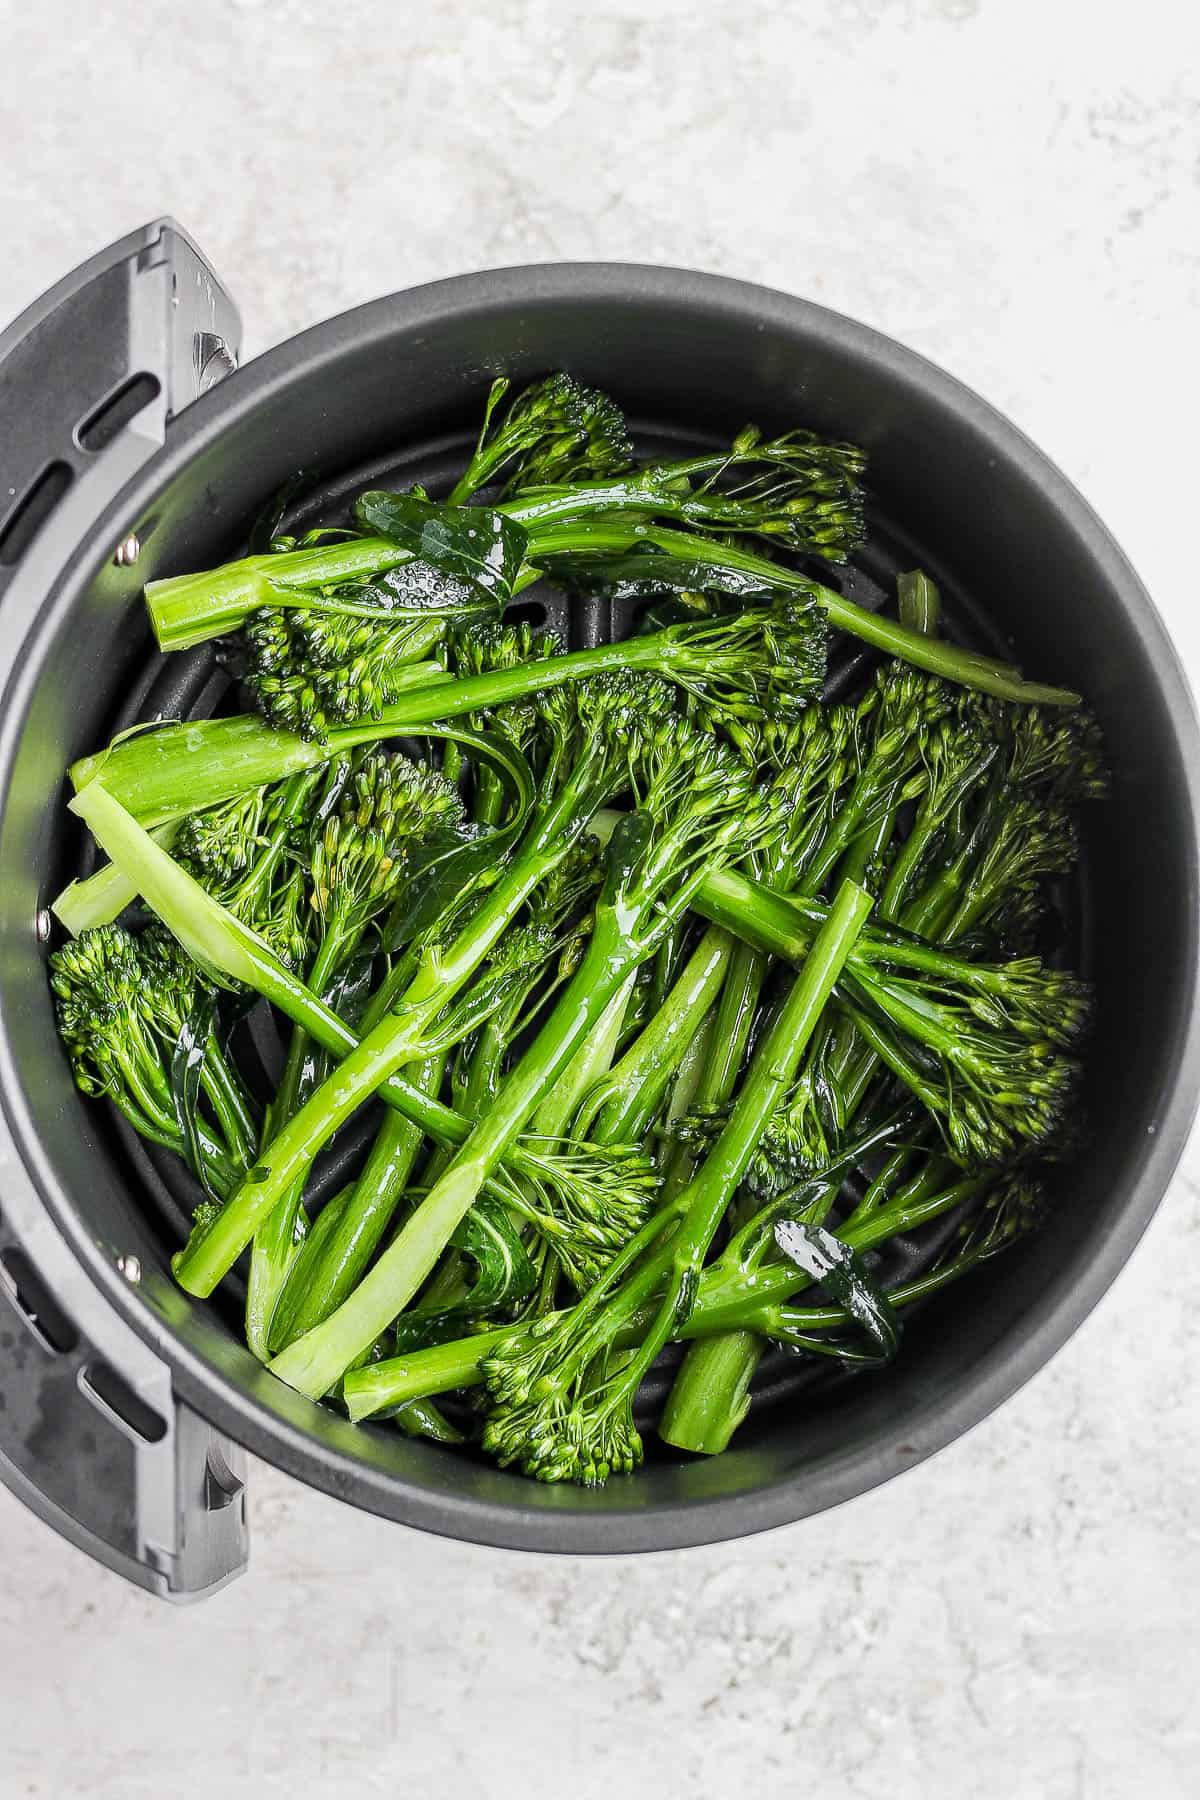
[66,412,1089,1463]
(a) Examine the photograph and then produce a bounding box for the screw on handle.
[0,1205,249,1599]
[0,217,241,591]
[0,220,248,1598]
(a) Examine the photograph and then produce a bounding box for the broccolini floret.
[55,377,1107,1489]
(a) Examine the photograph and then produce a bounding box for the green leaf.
[278,559,501,624]
[773,1218,902,1362]
[541,545,779,606]
[387,1397,467,1443]
[353,491,528,611]
[381,724,537,951]
[392,1200,537,1351]
[359,559,496,617]
[451,1202,537,1312]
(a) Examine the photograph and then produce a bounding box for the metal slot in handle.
[0,219,249,1596]
[0,216,242,595]
[0,1206,248,1599]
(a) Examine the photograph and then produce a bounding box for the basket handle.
[0,217,241,594]
[0,1192,249,1600]
[0,220,249,1597]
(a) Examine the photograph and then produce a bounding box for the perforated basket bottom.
[81,421,1082,1448]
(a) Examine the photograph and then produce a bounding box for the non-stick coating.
[100,424,1033,1443]
[1,266,1196,1551]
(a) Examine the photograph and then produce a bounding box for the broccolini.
[50,372,1104,1485]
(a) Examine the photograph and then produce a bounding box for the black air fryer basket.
[0,220,1196,1599]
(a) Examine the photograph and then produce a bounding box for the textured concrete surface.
[2,2,1199,1795]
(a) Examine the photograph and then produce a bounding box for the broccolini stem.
[690,864,818,961]
[64,783,629,1236]
[639,882,872,1286]
[118,1099,241,1197]
[709,1222,1014,1353]
[902,868,964,940]
[244,1176,306,1363]
[243,928,344,1360]
[842,1144,952,1234]
[533,523,1080,705]
[70,781,356,1035]
[52,823,182,938]
[660,938,767,1198]
[896,569,941,638]
[269,1055,443,1351]
[532,973,635,1139]
[68,614,792,831]
[346,880,875,1425]
[573,926,734,1144]
[472,765,508,831]
[660,1007,717,1143]
[116,1044,179,1136]
[654,934,771,1440]
[388,1398,467,1445]
[145,539,420,651]
[173,824,569,1296]
[180,1004,434,1297]
[879,807,946,923]
[264,1183,354,1351]
[657,1329,761,1455]
[686,1175,986,1332]
[342,1319,525,1412]
[692,862,1053,989]
[846,1144,911,1220]
[226,768,329,919]
[66,662,454,830]
[342,1170,992,1418]
[760,1244,993,1345]
[198,1044,258,1173]
[835,809,898,892]
[266,903,669,1400]
[420,1024,502,1193]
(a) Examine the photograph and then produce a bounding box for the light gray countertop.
[1,3,1198,1794]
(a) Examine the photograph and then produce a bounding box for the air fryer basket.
[1,220,1197,1598]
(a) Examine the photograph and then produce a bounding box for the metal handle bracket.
[0,217,242,592]
[0,219,249,1596]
